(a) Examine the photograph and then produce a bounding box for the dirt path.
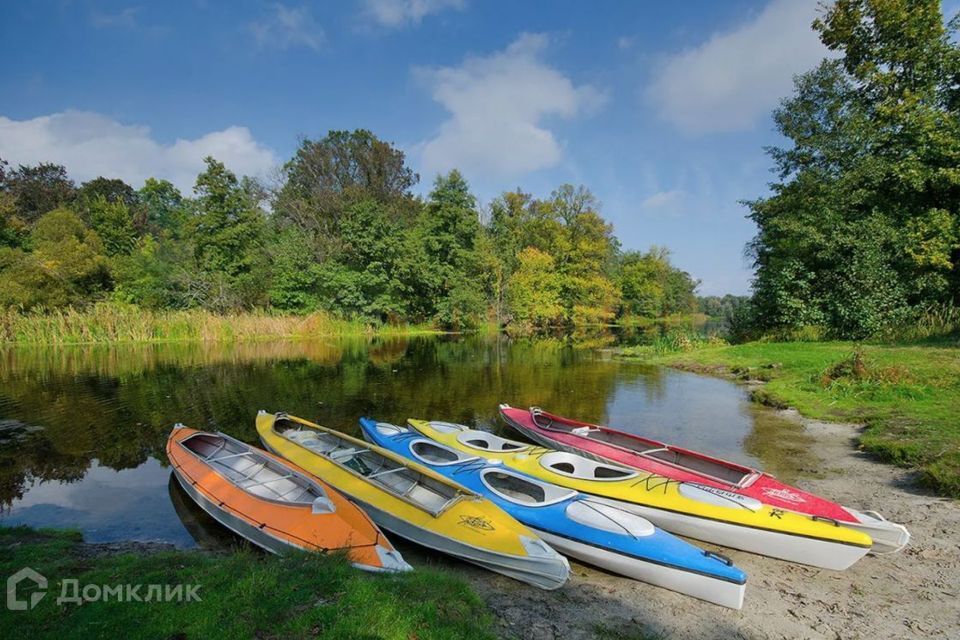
[462,408,960,639]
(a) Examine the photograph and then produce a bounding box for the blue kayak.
[359,418,748,609]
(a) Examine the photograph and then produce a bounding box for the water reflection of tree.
[0,335,626,504]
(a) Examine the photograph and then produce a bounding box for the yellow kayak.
[256,411,569,589]
[408,419,873,570]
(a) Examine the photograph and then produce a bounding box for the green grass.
[0,526,495,640]
[618,340,960,497]
[0,304,442,345]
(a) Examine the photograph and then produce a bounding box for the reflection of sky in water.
[0,457,197,547]
[604,367,759,466]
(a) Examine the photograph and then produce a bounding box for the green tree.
[275,130,419,258]
[139,178,186,236]
[418,171,485,328]
[85,196,138,256]
[189,157,268,310]
[0,208,109,309]
[5,162,76,223]
[111,235,189,309]
[0,159,27,248]
[314,199,411,321]
[507,247,564,331]
[747,0,960,338]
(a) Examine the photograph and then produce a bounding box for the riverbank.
[467,408,959,639]
[618,340,960,498]
[0,305,442,345]
[0,526,495,640]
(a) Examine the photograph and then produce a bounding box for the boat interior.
[181,432,327,506]
[409,439,473,465]
[539,451,638,481]
[480,469,576,507]
[534,414,754,486]
[277,418,463,515]
[455,430,527,452]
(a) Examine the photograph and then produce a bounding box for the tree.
[5,162,76,223]
[111,235,188,309]
[418,171,486,328]
[138,178,186,235]
[275,130,419,258]
[507,247,564,331]
[0,159,27,248]
[747,0,960,338]
[0,208,109,309]
[618,247,698,318]
[189,157,268,310]
[77,177,139,208]
[85,196,137,257]
[314,199,411,321]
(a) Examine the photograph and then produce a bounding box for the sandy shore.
[460,406,960,639]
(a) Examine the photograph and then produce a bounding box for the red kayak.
[498,404,909,554]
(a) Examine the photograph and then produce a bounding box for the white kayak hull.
[533,528,745,609]
[845,508,911,554]
[593,497,870,570]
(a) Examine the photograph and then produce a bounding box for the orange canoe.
[166,425,411,572]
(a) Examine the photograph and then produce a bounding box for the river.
[0,333,814,548]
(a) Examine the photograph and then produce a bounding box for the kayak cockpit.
[454,430,526,453]
[639,447,758,487]
[180,432,330,507]
[539,451,638,482]
[480,468,577,507]
[277,421,465,516]
[409,439,475,466]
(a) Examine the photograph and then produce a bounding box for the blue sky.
[1,0,844,295]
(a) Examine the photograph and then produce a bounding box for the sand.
[463,408,960,639]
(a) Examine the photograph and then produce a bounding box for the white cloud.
[250,4,324,51]
[362,0,465,28]
[617,36,635,51]
[416,33,606,180]
[90,7,141,29]
[647,0,828,134]
[0,111,277,193]
[640,189,685,210]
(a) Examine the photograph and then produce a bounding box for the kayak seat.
[456,431,525,452]
[540,451,637,481]
[410,440,470,465]
[480,469,577,507]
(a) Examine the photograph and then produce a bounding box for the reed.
[0,304,441,345]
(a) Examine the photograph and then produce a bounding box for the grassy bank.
[0,305,442,345]
[619,339,960,497]
[0,526,494,640]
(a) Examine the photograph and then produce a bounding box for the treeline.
[0,130,697,333]
[745,0,960,339]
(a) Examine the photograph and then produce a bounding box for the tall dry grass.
[0,304,439,345]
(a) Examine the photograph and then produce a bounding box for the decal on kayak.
[678,483,763,511]
[458,515,495,532]
[761,487,807,504]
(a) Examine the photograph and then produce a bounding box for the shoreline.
[616,340,960,499]
[466,400,959,639]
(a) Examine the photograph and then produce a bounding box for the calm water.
[0,334,813,547]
